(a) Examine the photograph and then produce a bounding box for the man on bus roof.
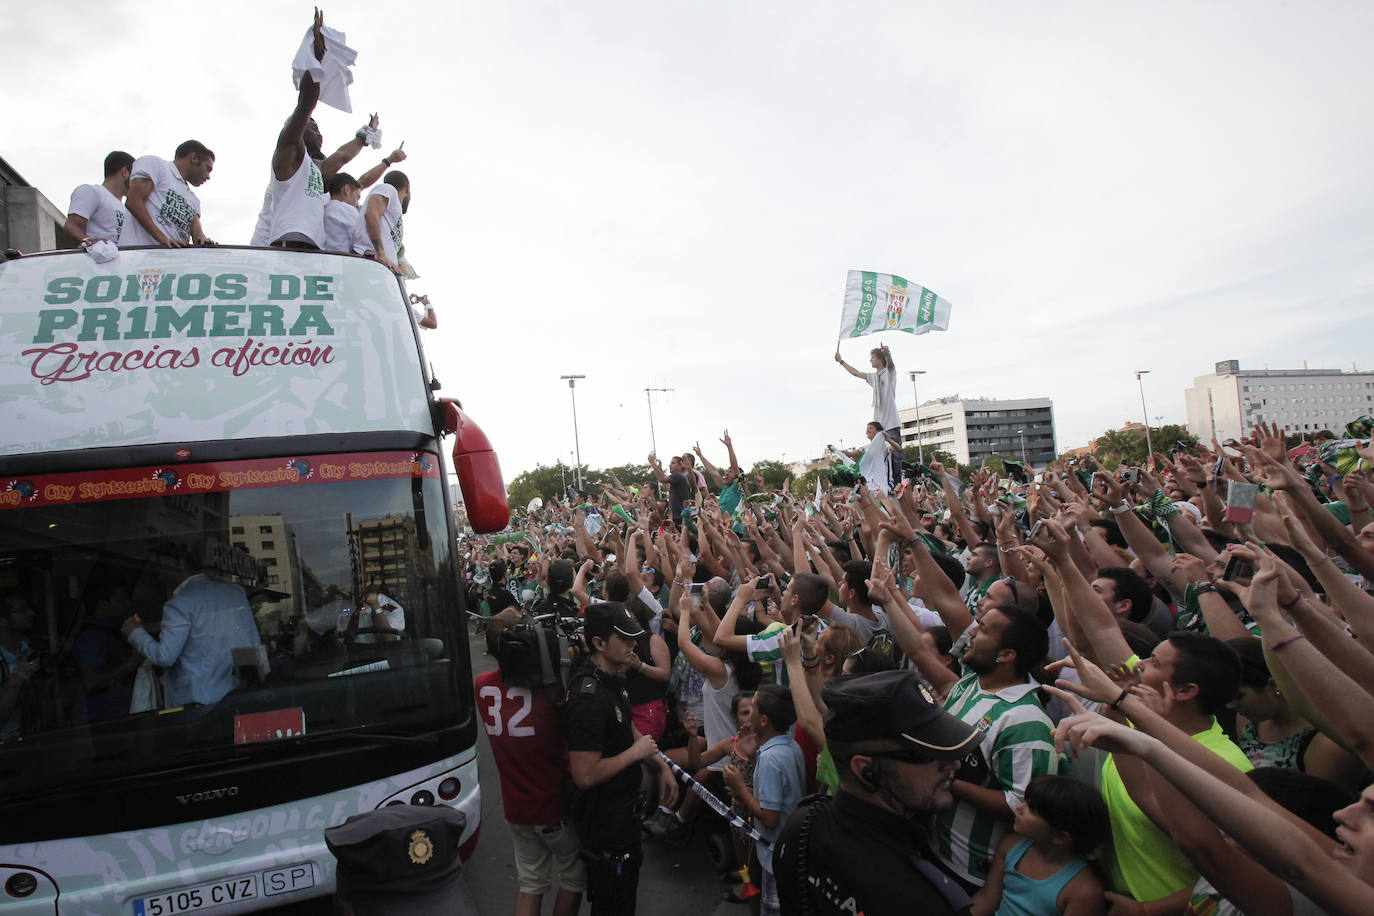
[264,9,402,250]
[122,140,216,248]
[63,151,133,248]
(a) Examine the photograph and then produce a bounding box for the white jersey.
[866,367,900,430]
[268,155,327,247]
[859,432,893,495]
[323,199,372,255]
[67,184,129,244]
[249,184,274,246]
[122,156,200,245]
[364,183,403,264]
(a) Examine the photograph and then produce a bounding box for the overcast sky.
[6,1,1373,479]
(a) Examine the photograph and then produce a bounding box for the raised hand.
[312,8,326,60]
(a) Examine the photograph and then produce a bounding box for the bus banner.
[0,450,440,511]
[0,248,432,457]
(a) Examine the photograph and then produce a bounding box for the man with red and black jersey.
[476,610,585,916]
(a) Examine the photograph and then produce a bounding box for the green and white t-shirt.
[931,673,1058,885]
[125,156,200,245]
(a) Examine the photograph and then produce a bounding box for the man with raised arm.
[63,152,133,247]
[265,10,401,249]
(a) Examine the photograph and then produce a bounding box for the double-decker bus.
[0,246,509,914]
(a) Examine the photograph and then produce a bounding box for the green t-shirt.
[719,481,743,517]
[1102,719,1253,899]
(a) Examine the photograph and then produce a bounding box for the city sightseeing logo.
[287,458,314,479]
[152,469,182,489]
[5,480,36,502]
[410,454,433,474]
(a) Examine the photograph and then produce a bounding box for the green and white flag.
[838,270,952,340]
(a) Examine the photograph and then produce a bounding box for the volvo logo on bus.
[177,786,240,805]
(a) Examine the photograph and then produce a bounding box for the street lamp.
[1135,370,1154,465]
[645,387,674,455]
[560,375,586,490]
[1018,428,1027,465]
[908,370,927,463]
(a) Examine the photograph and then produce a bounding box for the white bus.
[0,246,509,914]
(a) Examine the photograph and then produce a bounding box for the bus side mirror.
[437,398,510,534]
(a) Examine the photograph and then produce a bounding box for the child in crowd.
[723,685,804,916]
[972,774,1109,916]
[698,692,759,903]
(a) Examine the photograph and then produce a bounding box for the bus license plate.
[132,864,314,915]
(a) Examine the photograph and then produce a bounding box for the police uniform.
[563,602,647,915]
[772,669,980,916]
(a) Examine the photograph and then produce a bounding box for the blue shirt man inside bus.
[123,562,263,709]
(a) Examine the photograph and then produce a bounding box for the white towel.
[291,24,358,113]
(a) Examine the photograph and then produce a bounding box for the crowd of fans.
[462,376,1374,915]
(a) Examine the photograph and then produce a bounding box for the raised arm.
[834,348,867,379]
[693,441,724,489]
[355,142,406,189]
[1032,520,1132,669]
[274,11,325,182]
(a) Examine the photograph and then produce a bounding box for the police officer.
[772,669,981,916]
[565,602,678,915]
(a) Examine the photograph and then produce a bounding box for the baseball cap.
[325,805,479,915]
[547,559,575,593]
[584,601,646,640]
[822,670,979,760]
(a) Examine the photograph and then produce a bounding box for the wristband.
[1109,688,1131,710]
[355,124,383,149]
[1279,595,1306,610]
[1269,633,1307,651]
[381,156,391,167]
[1190,582,1219,595]
[1109,502,1133,515]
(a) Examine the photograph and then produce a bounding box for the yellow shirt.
[1102,719,1252,900]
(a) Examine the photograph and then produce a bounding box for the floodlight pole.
[560,375,586,489]
[1135,370,1154,465]
[645,387,674,456]
[908,370,927,464]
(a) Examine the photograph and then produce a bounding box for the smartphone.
[687,582,705,596]
[1028,519,1045,540]
[1222,555,1254,582]
[1123,468,1141,483]
[756,574,772,590]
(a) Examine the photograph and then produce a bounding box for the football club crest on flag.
[838,270,953,340]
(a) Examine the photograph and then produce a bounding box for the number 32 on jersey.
[479,685,535,737]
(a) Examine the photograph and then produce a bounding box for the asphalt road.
[274,633,738,915]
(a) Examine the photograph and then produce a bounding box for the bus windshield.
[0,447,465,803]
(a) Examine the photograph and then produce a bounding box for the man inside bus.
[121,547,262,708]
[72,581,143,722]
[346,586,404,644]
[0,592,42,739]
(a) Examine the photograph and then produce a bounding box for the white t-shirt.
[67,184,129,244]
[866,367,900,430]
[354,594,405,644]
[364,183,404,263]
[250,184,274,246]
[123,156,200,245]
[324,199,372,255]
[859,433,893,495]
[268,156,327,246]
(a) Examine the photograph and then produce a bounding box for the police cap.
[822,670,979,760]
